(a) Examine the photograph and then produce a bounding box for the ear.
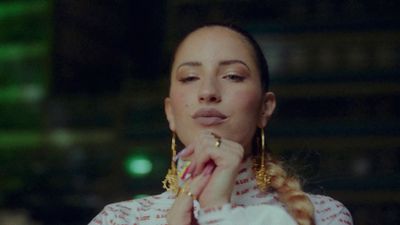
[258,92,276,128]
[164,97,176,132]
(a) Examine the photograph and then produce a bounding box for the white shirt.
[89,159,353,225]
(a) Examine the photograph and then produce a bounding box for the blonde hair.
[267,160,315,225]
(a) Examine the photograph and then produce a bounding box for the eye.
[223,73,245,82]
[179,75,199,83]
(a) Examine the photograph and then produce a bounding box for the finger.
[174,143,195,162]
[167,191,194,225]
[177,163,214,200]
[178,160,192,181]
[187,164,214,198]
[192,135,223,176]
[167,200,192,225]
[193,136,244,176]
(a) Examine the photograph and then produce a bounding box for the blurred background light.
[0,84,44,104]
[0,1,49,19]
[0,131,42,148]
[0,43,48,61]
[125,154,153,177]
[133,194,149,199]
[49,129,73,147]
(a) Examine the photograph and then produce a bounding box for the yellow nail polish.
[178,160,191,180]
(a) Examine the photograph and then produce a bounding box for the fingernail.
[183,173,191,180]
[178,161,191,179]
[174,148,187,162]
[186,162,195,176]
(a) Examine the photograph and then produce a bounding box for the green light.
[0,43,48,61]
[49,129,73,147]
[23,84,45,103]
[0,1,49,19]
[0,131,42,148]
[125,155,153,177]
[133,194,149,199]
[0,84,46,104]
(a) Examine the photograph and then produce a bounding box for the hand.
[166,164,214,225]
[181,131,244,208]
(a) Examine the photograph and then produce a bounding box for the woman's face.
[165,26,275,153]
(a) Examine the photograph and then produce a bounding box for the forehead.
[173,26,256,65]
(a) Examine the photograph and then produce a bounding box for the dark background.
[1,0,400,224]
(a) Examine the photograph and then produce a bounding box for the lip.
[192,108,228,126]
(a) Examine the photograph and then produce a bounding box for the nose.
[198,76,221,103]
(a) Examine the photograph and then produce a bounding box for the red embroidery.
[139,215,150,221]
[238,168,247,174]
[235,178,249,185]
[203,205,223,214]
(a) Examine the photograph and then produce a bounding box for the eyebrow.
[176,61,202,70]
[219,59,251,72]
[176,59,251,72]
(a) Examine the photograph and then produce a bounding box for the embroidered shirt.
[89,159,353,225]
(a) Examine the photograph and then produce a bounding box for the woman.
[89,23,353,225]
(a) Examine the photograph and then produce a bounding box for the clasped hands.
[166,131,244,225]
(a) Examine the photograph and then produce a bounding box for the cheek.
[228,89,262,148]
[232,89,262,114]
[171,90,192,114]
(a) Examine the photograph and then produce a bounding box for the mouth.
[192,108,228,126]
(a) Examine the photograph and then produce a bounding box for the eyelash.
[223,74,245,82]
[179,75,199,83]
[178,74,245,83]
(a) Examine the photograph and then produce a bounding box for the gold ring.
[186,191,197,200]
[178,187,197,200]
[215,138,221,148]
[211,133,222,148]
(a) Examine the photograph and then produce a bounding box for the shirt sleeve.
[197,204,297,225]
[312,195,353,225]
[329,206,353,225]
[88,203,138,225]
[316,204,353,225]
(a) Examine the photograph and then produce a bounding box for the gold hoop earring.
[253,128,271,193]
[162,132,179,194]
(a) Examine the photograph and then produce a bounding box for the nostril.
[199,96,219,103]
[209,96,217,102]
